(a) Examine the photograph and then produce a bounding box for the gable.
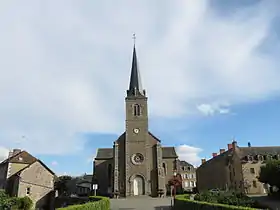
[16,160,55,176]
[94,131,176,160]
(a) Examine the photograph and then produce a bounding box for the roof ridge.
[0,150,25,165]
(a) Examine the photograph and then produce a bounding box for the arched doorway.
[133,175,144,195]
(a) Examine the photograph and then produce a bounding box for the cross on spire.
[133,33,136,45]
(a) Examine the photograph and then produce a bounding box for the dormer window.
[133,104,141,116]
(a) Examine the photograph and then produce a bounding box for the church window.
[162,163,167,175]
[108,164,112,187]
[133,104,141,116]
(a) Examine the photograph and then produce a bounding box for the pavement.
[110,196,172,210]
[250,195,280,210]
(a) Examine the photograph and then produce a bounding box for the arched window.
[133,104,141,116]
[162,163,167,175]
[108,164,112,187]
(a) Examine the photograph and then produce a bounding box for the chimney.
[8,151,13,158]
[212,153,218,158]
[201,159,206,164]
[220,149,226,154]
[248,142,251,147]
[8,149,21,158]
[232,141,237,151]
[227,144,233,150]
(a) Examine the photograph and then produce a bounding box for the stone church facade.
[93,45,179,197]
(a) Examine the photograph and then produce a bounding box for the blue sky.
[0,0,280,176]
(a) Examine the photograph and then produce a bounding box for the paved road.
[110,197,172,210]
[250,195,280,210]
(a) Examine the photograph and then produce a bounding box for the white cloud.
[176,145,203,167]
[0,147,9,162]
[197,103,231,116]
[0,1,279,154]
[51,161,58,166]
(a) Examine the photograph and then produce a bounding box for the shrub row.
[174,194,260,210]
[0,190,33,210]
[57,196,110,210]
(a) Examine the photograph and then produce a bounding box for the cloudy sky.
[1,0,280,175]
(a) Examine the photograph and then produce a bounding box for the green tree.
[54,175,72,196]
[258,160,280,189]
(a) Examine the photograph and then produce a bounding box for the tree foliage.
[258,160,280,189]
[0,190,32,210]
[168,174,183,195]
[55,175,73,196]
[168,174,182,187]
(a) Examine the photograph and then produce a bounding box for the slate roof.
[162,147,178,158]
[95,146,178,160]
[178,160,193,167]
[238,146,280,157]
[127,45,145,96]
[0,150,37,165]
[95,148,113,160]
[199,146,280,168]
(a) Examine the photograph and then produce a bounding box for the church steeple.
[127,36,146,97]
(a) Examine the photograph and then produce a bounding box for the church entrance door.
[133,175,144,195]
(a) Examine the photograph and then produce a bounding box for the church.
[93,44,179,197]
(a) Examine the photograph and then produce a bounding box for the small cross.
[133,33,136,45]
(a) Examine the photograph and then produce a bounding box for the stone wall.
[17,161,54,209]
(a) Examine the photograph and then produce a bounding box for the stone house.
[196,141,280,195]
[93,45,179,197]
[0,149,56,209]
[177,160,196,192]
[65,174,93,196]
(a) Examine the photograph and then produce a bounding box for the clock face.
[133,128,139,134]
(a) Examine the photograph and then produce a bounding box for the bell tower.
[124,37,150,196]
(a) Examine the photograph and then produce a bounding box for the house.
[0,149,56,209]
[64,174,93,197]
[93,44,179,197]
[177,160,197,192]
[196,141,280,195]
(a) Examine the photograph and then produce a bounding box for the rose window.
[131,153,144,165]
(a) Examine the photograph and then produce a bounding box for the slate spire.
[127,35,145,97]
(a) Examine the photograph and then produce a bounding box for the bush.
[0,190,32,210]
[11,196,33,210]
[194,192,265,208]
[57,196,110,210]
[175,194,260,210]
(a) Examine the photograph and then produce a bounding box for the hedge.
[57,196,110,210]
[174,195,260,210]
[0,189,33,210]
